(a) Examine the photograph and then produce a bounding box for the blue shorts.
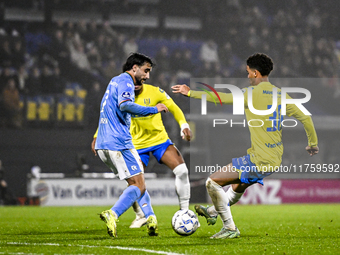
[137,139,173,166]
[232,155,273,185]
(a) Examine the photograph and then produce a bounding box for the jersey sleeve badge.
[159,88,170,99]
[121,91,131,98]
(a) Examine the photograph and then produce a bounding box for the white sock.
[132,201,144,218]
[206,178,235,230]
[110,209,118,219]
[226,187,244,206]
[173,163,190,210]
[207,186,244,217]
[207,206,219,217]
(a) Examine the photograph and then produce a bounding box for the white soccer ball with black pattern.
[172,209,200,236]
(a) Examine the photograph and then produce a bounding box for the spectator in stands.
[123,37,138,58]
[102,21,119,39]
[95,33,118,63]
[86,43,102,74]
[178,49,195,76]
[95,33,107,59]
[65,21,77,40]
[52,66,67,94]
[154,73,169,89]
[196,61,213,78]
[40,65,55,94]
[218,42,234,68]
[86,20,100,43]
[76,20,89,42]
[0,78,22,128]
[0,160,17,205]
[86,81,104,128]
[53,19,65,33]
[0,40,12,67]
[0,67,18,93]
[170,50,182,74]
[199,39,219,65]
[155,46,171,75]
[69,42,91,71]
[103,58,120,81]
[11,40,26,69]
[49,29,71,75]
[114,34,126,62]
[27,66,42,95]
[17,65,29,95]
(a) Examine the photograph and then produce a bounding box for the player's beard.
[135,76,146,86]
[135,85,143,96]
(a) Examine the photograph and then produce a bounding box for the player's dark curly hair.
[122,52,154,72]
[246,53,273,76]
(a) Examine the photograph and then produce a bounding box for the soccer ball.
[172,209,199,236]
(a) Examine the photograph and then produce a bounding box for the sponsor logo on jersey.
[144,98,151,106]
[263,90,281,95]
[121,91,131,98]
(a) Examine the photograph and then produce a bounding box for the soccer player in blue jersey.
[92,83,192,229]
[94,53,168,238]
[172,53,319,239]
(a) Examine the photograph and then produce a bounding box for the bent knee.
[134,179,146,195]
[127,174,146,194]
[205,177,214,187]
[206,177,225,189]
[173,163,188,179]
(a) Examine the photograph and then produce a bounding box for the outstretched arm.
[120,100,168,115]
[172,84,234,104]
[172,84,191,96]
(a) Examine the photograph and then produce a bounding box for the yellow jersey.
[190,81,318,172]
[131,84,187,150]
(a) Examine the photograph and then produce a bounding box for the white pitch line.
[0,253,44,255]
[5,242,186,255]
[0,253,92,255]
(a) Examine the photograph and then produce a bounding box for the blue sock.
[137,190,155,219]
[112,185,141,218]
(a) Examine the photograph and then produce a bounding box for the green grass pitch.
[0,204,339,254]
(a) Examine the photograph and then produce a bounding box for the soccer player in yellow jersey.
[172,53,319,239]
[92,82,192,228]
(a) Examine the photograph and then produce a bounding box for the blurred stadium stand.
[0,0,339,198]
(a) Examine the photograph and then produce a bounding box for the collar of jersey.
[124,72,135,83]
